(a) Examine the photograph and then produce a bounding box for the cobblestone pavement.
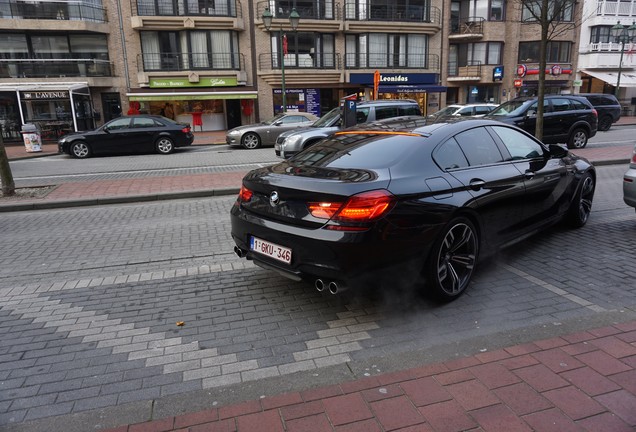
[0,165,634,431]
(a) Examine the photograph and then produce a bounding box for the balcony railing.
[259,52,341,70]
[596,0,636,16]
[133,0,241,17]
[450,17,485,35]
[448,60,482,77]
[256,0,339,20]
[139,52,244,71]
[344,4,440,24]
[0,58,113,78]
[588,41,636,52]
[345,53,439,70]
[0,0,107,22]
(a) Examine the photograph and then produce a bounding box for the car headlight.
[228,129,241,136]
[284,135,302,146]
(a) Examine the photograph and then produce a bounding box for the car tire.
[241,133,261,149]
[70,141,91,159]
[566,172,595,228]
[566,128,589,149]
[156,137,174,154]
[426,217,479,301]
[598,115,613,132]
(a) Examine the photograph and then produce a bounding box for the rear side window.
[551,98,571,112]
[356,108,370,123]
[474,106,493,115]
[132,117,158,128]
[571,100,589,110]
[374,106,399,120]
[454,127,504,166]
[399,105,421,116]
[433,138,469,170]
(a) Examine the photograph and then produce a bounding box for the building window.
[272,0,335,20]
[345,0,429,21]
[467,42,503,65]
[518,41,570,63]
[137,0,236,16]
[522,0,573,22]
[140,30,239,71]
[346,33,428,68]
[590,26,612,43]
[489,0,504,20]
[271,33,335,68]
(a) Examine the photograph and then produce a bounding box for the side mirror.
[548,144,568,158]
[273,121,283,126]
[526,109,537,117]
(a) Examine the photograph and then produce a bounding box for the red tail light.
[238,185,253,202]
[592,108,598,118]
[308,190,395,222]
[182,126,191,134]
[632,148,636,164]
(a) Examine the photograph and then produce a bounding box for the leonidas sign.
[149,77,237,88]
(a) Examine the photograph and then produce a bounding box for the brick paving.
[97,320,636,432]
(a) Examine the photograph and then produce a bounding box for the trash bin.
[21,123,42,153]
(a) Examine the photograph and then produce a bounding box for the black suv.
[578,93,621,131]
[485,95,598,149]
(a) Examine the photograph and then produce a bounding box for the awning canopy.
[378,84,447,94]
[127,91,258,101]
[582,70,636,87]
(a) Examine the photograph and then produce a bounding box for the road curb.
[0,187,240,212]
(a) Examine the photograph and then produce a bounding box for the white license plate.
[250,236,292,264]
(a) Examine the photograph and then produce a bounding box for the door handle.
[524,170,535,179]
[469,179,486,191]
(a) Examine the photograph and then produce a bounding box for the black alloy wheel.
[427,217,479,301]
[598,115,613,132]
[70,141,91,159]
[566,172,595,228]
[156,137,174,154]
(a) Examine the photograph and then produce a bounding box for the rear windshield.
[290,132,424,169]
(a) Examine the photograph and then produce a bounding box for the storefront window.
[0,92,21,141]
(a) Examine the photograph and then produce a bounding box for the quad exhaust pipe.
[234,246,247,258]
[315,279,346,295]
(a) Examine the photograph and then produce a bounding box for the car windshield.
[262,113,287,125]
[488,100,529,116]
[430,106,460,117]
[312,107,341,127]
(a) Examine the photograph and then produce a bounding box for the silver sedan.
[226,112,318,149]
[624,144,636,211]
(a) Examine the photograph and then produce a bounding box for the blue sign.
[349,73,439,85]
[493,66,504,81]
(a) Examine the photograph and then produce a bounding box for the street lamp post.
[262,7,300,113]
[610,21,636,98]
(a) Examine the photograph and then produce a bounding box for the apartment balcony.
[131,0,244,30]
[343,5,440,33]
[344,53,439,72]
[257,52,343,85]
[580,42,636,69]
[0,0,106,21]
[447,61,482,81]
[449,17,484,40]
[596,0,636,17]
[139,52,244,71]
[0,58,113,79]
[255,1,341,33]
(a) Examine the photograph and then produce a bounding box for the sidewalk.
[101,320,636,432]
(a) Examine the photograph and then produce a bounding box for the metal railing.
[345,53,438,70]
[138,52,244,71]
[447,60,482,77]
[259,52,341,70]
[0,58,113,78]
[588,41,636,52]
[133,0,241,17]
[256,0,339,20]
[0,0,106,22]
[596,0,636,16]
[450,16,485,35]
[344,4,440,24]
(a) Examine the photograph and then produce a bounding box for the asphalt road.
[0,164,634,431]
[6,124,636,188]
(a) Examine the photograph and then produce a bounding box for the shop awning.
[582,70,636,87]
[127,91,258,101]
[378,84,447,93]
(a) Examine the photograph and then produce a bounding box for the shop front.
[272,85,361,118]
[128,78,258,131]
[0,83,96,142]
[349,73,446,116]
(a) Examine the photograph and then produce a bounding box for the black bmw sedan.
[58,115,194,158]
[230,119,595,301]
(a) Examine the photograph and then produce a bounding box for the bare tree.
[517,0,578,140]
[0,133,16,197]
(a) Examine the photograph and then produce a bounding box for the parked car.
[231,118,596,301]
[427,103,498,120]
[275,99,422,159]
[578,93,621,131]
[226,112,318,149]
[624,144,636,211]
[485,95,598,149]
[58,115,194,159]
